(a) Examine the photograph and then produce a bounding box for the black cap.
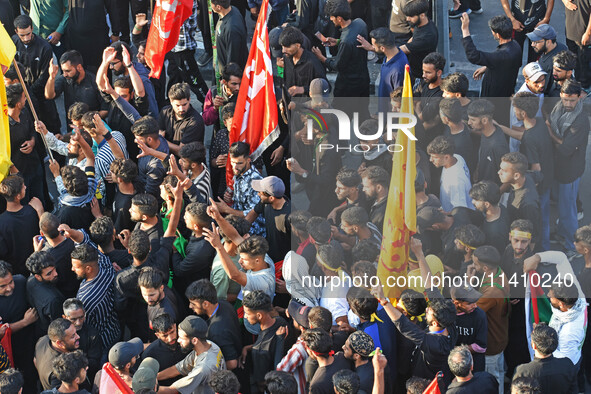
[288,299,311,329]
[178,316,208,339]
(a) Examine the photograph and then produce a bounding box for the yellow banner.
[377,65,417,298]
[0,24,16,182]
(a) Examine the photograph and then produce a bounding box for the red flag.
[99,363,134,393]
[226,0,279,189]
[144,0,193,78]
[422,372,444,394]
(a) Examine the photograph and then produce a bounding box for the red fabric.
[422,372,443,394]
[100,363,134,394]
[225,0,279,189]
[296,238,311,255]
[275,260,284,282]
[0,325,13,367]
[144,0,193,78]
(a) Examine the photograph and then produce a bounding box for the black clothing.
[480,205,510,257]
[65,0,110,71]
[507,174,541,243]
[147,287,180,324]
[284,50,327,97]
[53,72,108,116]
[252,316,287,386]
[552,110,589,184]
[476,127,509,184]
[0,205,40,275]
[78,323,103,379]
[443,126,475,174]
[520,118,555,192]
[207,301,242,363]
[159,105,205,145]
[9,109,42,177]
[446,371,499,394]
[166,49,210,102]
[103,92,149,160]
[105,249,133,269]
[369,197,387,233]
[253,199,291,262]
[309,352,353,394]
[215,6,248,72]
[284,0,318,42]
[26,277,66,335]
[12,34,52,95]
[565,0,591,46]
[34,335,62,390]
[539,42,568,95]
[44,238,79,298]
[441,207,478,271]
[56,204,95,232]
[325,18,370,97]
[135,218,165,256]
[137,136,169,198]
[405,21,438,81]
[455,307,488,372]
[142,340,189,387]
[113,190,135,233]
[172,236,216,296]
[355,361,374,394]
[513,355,578,394]
[462,36,522,97]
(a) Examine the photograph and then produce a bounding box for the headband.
[510,230,532,239]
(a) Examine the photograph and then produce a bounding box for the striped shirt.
[76,230,121,349]
[95,131,128,183]
[193,166,212,203]
[276,337,308,394]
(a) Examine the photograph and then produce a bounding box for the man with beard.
[157,316,226,393]
[132,116,170,199]
[62,298,102,381]
[159,83,205,154]
[547,80,589,255]
[138,267,180,325]
[129,193,164,255]
[470,181,510,256]
[34,318,81,391]
[142,314,189,387]
[467,246,509,392]
[328,168,369,227]
[25,251,65,335]
[45,50,109,122]
[397,0,438,82]
[357,27,407,113]
[499,219,535,380]
[453,224,485,276]
[360,166,389,232]
[526,24,568,95]
[202,63,242,131]
[547,50,577,97]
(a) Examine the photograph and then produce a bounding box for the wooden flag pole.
[12,59,54,161]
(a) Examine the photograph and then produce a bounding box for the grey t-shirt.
[172,341,226,394]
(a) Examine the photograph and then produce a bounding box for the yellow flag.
[377,64,417,298]
[0,24,16,182]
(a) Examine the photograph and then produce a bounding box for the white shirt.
[440,154,474,212]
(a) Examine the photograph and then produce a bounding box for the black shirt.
[207,300,242,363]
[443,126,475,174]
[172,235,216,295]
[0,205,40,275]
[254,199,291,262]
[446,371,499,394]
[54,72,108,115]
[141,340,189,387]
[369,197,387,233]
[455,307,488,372]
[513,355,578,394]
[26,277,66,334]
[309,352,353,394]
[442,207,477,270]
[78,323,103,379]
[105,249,133,269]
[44,238,79,298]
[9,109,41,176]
[158,105,205,145]
[507,174,541,242]
[480,205,510,257]
[552,109,589,184]
[476,127,509,184]
[113,190,135,233]
[284,49,327,97]
[405,21,438,81]
[215,6,248,71]
[56,204,95,232]
[12,34,53,98]
[355,361,374,394]
[539,43,568,95]
[135,217,165,255]
[519,118,555,192]
[147,287,179,324]
[252,316,288,385]
[35,335,62,390]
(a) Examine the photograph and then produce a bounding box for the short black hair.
[228,141,250,158]
[306,217,331,244]
[237,235,269,257]
[60,50,83,67]
[400,289,427,317]
[0,369,24,394]
[185,279,218,304]
[530,323,558,355]
[110,40,133,61]
[361,166,389,188]
[502,151,529,175]
[132,193,159,217]
[317,242,344,270]
[264,371,298,394]
[221,102,235,123]
[211,0,231,7]
[473,245,501,269]
[427,135,455,156]
[469,180,501,205]
[406,377,431,394]
[168,82,192,101]
[369,27,395,49]
[110,158,138,183]
[40,212,61,239]
[61,165,89,197]
[138,266,165,289]
[243,290,273,313]
[81,111,100,131]
[441,72,469,96]
[454,224,485,249]
[209,370,240,394]
[561,79,582,96]
[114,76,133,91]
[288,210,312,234]
[512,91,539,119]
[222,63,243,81]
[0,175,24,202]
[332,369,360,394]
[185,202,211,227]
[341,206,369,227]
[428,297,457,328]
[336,168,361,188]
[553,50,577,71]
[4,62,25,82]
[89,217,114,249]
[14,14,33,30]
[549,282,579,307]
[467,99,495,119]
[488,15,513,39]
[308,306,332,331]
[179,142,206,165]
[347,287,378,321]
[68,102,89,121]
[301,328,333,355]
[26,251,56,275]
[152,313,175,333]
[6,83,24,108]
[510,219,534,234]
[511,377,541,394]
[423,52,446,71]
[71,244,98,264]
[325,0,351,19]
[48,318,74,342]
[351,239,380,263]
[128,229,150,261]
[439,98,463,123]
[219,215,251,241]
[53,350,88,384]
[131,116,160,137]
[279,26,304,47]
[403,0,429,16]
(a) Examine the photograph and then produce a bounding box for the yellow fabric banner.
[0,24,16,182]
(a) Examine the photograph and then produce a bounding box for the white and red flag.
[144,0,193,78]
[226,0,280,188]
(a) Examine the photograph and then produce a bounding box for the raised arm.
[121,45,145,98]
[93,114,124,159]
[203,226,248,286]
[45,61,59,100]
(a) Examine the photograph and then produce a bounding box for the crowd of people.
[1,0,591,392]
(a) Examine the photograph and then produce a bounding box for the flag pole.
[11,59,54,161]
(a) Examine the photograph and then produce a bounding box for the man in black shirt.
[89,216,132,270]
[131,116,170,198]
[279,26,327,98]
[341,330,375,393]
[212,0,248,74]
[547,50,577,97]
[467,99,509,185]
[398,0,438,82]
[138,267,180,325]
[110,159,139,234]
[446,345,499,393]
[141,313,189,387]
[243,290,287,392]
[469,181,510,256]
[45,50,108,120]
[158,82,205,153]
[361,166,389,232]
[526,24,568,95]
[62,298,102,381]
[130,193,164,255]
[564,0,591,88]
[186,280,242,371]
[441,98,475,174]
[25,251,65,335]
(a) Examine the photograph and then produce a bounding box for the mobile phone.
[315,31,327,43]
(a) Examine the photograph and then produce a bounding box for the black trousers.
[166,49,209,102]
[567,38,591,89]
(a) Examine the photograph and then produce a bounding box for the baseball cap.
[522,62,547,81]
[178,316,208,339]
[287,299,311,329]
[526,24,557,42]
[450,285,483,303]
[269,27,283,59]
[309,78,330,98]
[108,338,143,369]
[132,357,160,392]
[252,176,285,198]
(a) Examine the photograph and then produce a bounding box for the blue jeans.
[557,178,581,251]
[540,188,550,251]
